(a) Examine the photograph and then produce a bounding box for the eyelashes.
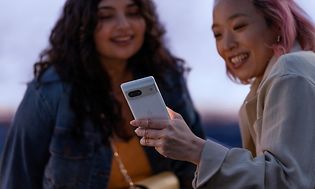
[233,23,247,31]
[212,23,248,40]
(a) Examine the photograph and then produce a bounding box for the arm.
[141,73,206,189]
[0,82,55,189]
[196,74,315,189]
[132,108,206,189]
[165,109,205,189]
[133,74,315,189]
[165,75,205,189]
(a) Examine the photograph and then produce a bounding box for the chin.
[115,52,136,60]
[235,74,250,82]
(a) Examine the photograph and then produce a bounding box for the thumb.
[167,107,183,120]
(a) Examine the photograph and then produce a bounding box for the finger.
[130,120,138,127]
[139,137,170,158]
[135,127,145,137]
[154,146,169,159]
[154,147,168,158]
[130,119,148,127]
[135,127,164,139]
[130,119,169,129]
[139,137,158,147]
[144,128,148,139]
[166,107,183,120]
[144,134,148,146]
[147,119,151,129]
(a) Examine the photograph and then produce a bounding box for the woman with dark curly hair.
[0,0,204,188]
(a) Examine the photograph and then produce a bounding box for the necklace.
[109,137,145,189]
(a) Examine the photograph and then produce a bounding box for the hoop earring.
[276,35,281,43]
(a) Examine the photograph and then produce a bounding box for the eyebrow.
[98,3,138,10]
[212,13,248,29]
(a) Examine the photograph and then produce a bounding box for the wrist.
[190,137,206,165]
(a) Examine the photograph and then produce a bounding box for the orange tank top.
[107,136,152,189]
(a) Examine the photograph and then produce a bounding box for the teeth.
[113,36,132,42]
[230,53,248,64]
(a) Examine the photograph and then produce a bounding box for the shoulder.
[39,65,61,82]
[163,69,186,88]
[31,65,70,93]
[272,51,315,78]
[158,70,188,101]
[27,66,72,114]
[266,51,315,84]
[258,51,315,94]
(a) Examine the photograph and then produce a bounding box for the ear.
[271,26,281,44]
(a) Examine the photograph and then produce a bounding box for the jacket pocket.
[43,127,96,189]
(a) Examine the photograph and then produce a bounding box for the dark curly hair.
[34,0,187,143]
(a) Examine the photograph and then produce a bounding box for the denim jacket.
[0,67,204,189]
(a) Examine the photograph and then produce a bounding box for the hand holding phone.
[120,76,170,120]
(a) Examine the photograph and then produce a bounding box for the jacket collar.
[241,42,302,128]
[39,66,61,83]
[256,41,302,90]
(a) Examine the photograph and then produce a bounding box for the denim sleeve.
[0,83,55,189]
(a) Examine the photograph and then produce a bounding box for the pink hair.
[214,0,315,83]
[252,0,315,56]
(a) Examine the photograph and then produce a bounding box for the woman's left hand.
[130,108,205,165]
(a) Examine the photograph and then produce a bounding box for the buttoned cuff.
[192,140,229,188]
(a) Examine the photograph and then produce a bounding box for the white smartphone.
[120,76,170,120]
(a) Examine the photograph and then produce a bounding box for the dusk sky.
[1,0,315,118]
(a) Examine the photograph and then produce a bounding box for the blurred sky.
[1,0,315,118]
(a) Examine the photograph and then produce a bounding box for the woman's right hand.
[130,108,206,165]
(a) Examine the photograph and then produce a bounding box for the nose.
[116,14,131,30]
[221,31,237,51]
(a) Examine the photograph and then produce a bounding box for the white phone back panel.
[121,76,170,120]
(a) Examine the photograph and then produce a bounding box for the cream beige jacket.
[194,45,315,189]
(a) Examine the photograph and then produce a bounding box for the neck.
[101,58,133,96]
[101,58,130,83]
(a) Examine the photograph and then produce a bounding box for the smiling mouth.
[229,53,249,68]
[111,36,134,44]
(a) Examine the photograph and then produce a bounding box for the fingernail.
[130,120,138,126]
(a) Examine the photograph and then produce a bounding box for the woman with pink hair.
[131,0,315,188]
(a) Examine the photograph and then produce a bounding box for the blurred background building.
[1,0,314,153]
